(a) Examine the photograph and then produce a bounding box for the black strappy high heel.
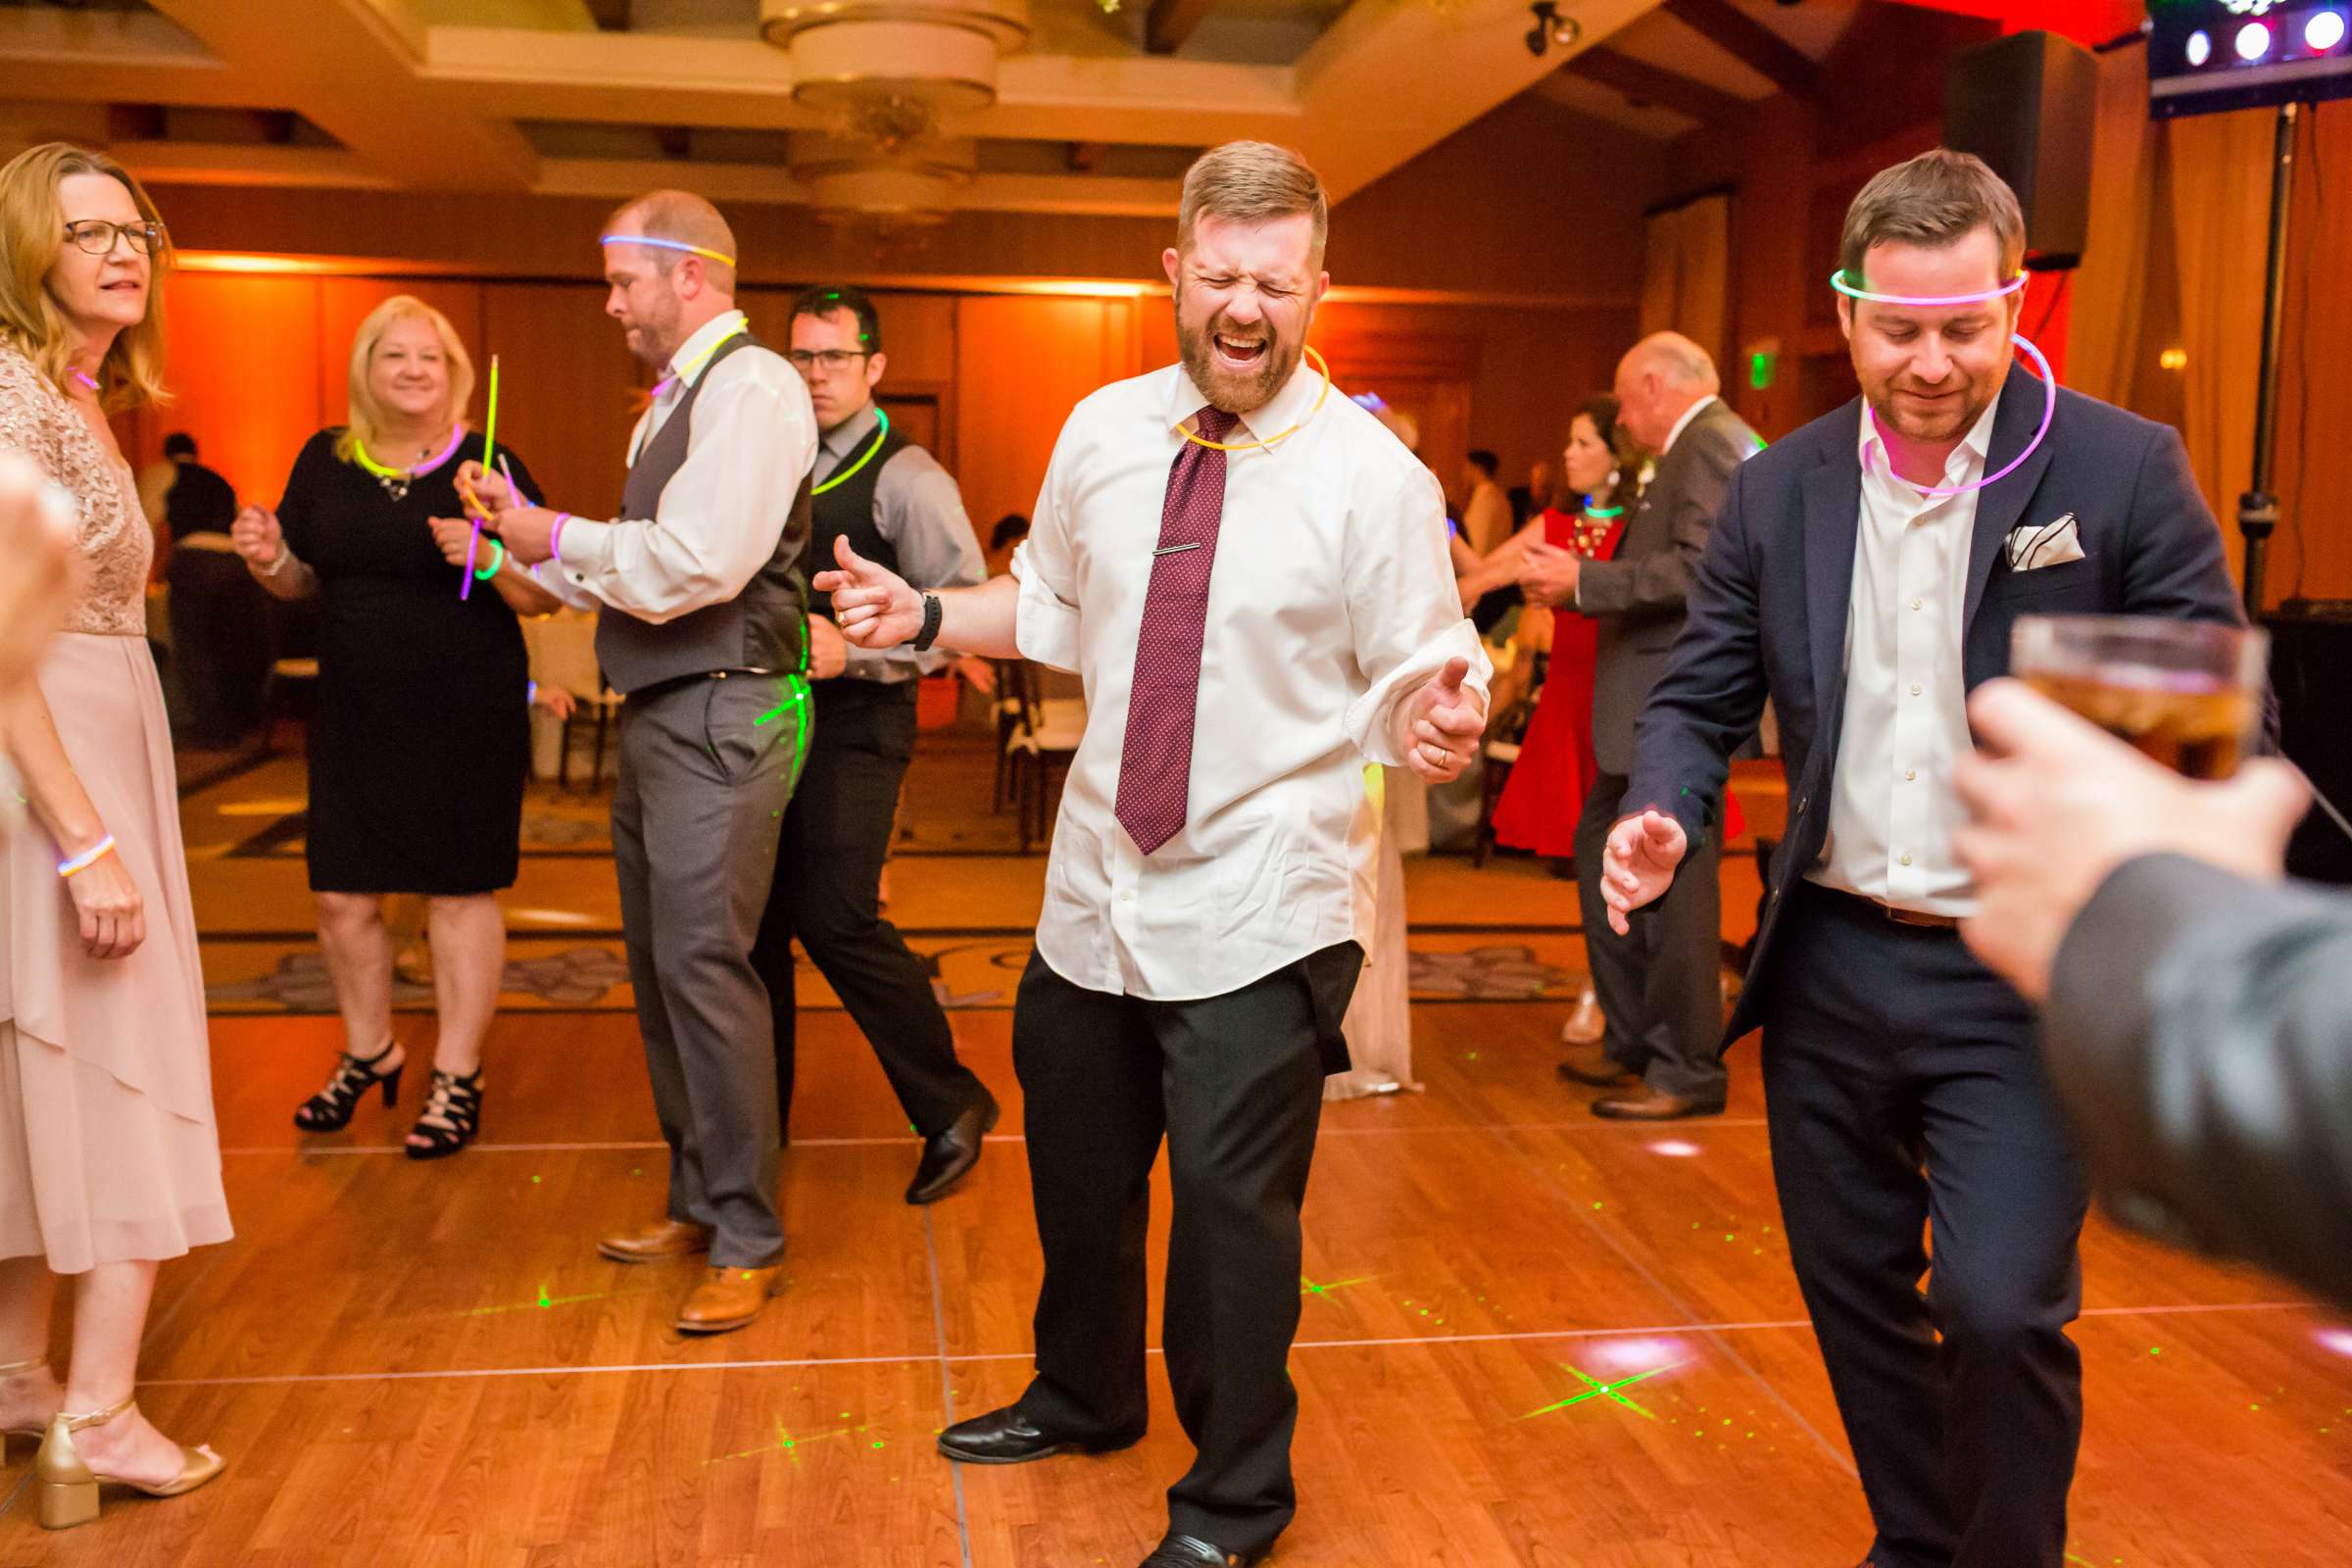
[405,1068,483,1161]
[292,1042,403,1132]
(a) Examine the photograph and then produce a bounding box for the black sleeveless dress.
[275,428,538,894]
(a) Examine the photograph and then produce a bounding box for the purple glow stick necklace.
[1833,269,2053,500]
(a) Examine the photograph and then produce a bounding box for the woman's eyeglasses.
[63,220,167,257]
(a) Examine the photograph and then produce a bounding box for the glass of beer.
[2010,614,2266,779]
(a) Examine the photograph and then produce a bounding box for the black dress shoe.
[936,1403,1141,1465]
[906,1088,1001,1204]
[1140,1534,1266,1567]
[1591,1090,1727,1121]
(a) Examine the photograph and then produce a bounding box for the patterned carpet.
[180,720,1769,1016]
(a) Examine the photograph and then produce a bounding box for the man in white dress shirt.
[818,142,1489,1568]
[470,190,819,1338]
[1598,153,2251,1568]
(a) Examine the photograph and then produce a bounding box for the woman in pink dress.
[0,143,227,1529]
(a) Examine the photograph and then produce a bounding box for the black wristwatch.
[911,592,944,652]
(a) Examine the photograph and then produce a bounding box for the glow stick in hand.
[462,356,500,600]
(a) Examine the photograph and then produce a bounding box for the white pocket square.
[2007,514,2085,570]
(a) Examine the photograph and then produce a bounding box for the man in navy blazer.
[1599,152,2251,1568]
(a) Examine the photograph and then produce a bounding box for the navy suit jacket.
[1622,375,2252,1047]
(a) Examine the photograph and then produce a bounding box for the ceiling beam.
[1564,47,1749,126]
[1292,0,1656,202]
[144,0,538,190]
[1662,0,1819,99]
[1145,0,1217,57]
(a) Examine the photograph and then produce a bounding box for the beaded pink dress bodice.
[0,338,151,637]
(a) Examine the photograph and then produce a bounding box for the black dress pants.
[1762,882,2088,1568]
[1008,943,1360,1556]
[753,681,986,1139]
[1573,768,1727,1101]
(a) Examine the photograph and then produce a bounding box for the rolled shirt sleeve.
[547,348,818,624]
[1343,456,1492,765]
[1010,416,1084,674]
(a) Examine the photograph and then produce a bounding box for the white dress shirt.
[1661,393,1720,457]
[1809,390,2002,916]
[1011,361,1490,1002]
[535,310,818,622]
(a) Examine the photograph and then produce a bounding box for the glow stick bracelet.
[58,834,117,878]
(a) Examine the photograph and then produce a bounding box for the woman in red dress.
[1474,395,1745,862]
[1481,396,1637,859]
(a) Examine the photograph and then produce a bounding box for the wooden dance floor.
[6,743,2349,1564]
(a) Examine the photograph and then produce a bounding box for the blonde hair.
[0,142,172,410]
[1177,141,1328,266]
[335,295,476,466]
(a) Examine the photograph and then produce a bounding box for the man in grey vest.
[751,285,996,1202]
[1527,331,1758,1120]
[468,190,817,1336]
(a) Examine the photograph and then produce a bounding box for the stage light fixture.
[2235,20,2272,60]
[2310,12,2348,52]
[1525,2,1578,58]
[2186,28,2213,67]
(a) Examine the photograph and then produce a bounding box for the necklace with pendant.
[353,425,466,503]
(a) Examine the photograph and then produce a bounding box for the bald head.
[1613,331,1721,452]
[602,189,740,369]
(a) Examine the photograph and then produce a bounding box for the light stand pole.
[2238,101,2298,621]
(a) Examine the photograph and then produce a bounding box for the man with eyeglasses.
[751,285,996,1203]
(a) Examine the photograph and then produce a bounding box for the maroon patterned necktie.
[1114,404,1241,855]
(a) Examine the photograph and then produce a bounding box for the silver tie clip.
[1153,542,1202,557]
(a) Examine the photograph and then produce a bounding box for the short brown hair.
[0,142,172,409]
[1838,149,2026,288]
[1177,141,1328,265]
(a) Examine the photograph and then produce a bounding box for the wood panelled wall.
[127,270,1632,555]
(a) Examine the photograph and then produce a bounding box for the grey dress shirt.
[816,405,986,683]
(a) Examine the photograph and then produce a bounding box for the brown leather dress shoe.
[598,1218,713,1264]
[676,1265,785,1335]
[1591,1090,1726,1121]
[1556,1045,1637,1089]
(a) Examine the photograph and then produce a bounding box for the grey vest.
[596,328,812,695]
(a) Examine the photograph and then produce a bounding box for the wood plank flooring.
[5,1003,2348,1565]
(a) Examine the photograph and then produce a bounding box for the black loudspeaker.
[2266,607,2352,886]
[1944,30,2098,270]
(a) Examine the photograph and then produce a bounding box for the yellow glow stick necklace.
[1176,346,1331,454]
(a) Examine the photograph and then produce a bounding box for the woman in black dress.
[230,296,560,1158]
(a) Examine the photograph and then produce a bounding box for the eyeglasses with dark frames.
[785,349,873,375]
[63,220,167,258]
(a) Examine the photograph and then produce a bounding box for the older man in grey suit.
[1528,331,1758,1119]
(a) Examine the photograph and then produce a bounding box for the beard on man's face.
[1174,299,1301,416]
[1867,367,1999,447]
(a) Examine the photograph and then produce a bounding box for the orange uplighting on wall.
[2160,347,2188,371]
[176,251,477,277]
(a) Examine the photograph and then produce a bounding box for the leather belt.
[625,667,774,703]
[1824,887,1962,931]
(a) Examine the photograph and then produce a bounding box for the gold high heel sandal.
[34,1393,226,1530]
